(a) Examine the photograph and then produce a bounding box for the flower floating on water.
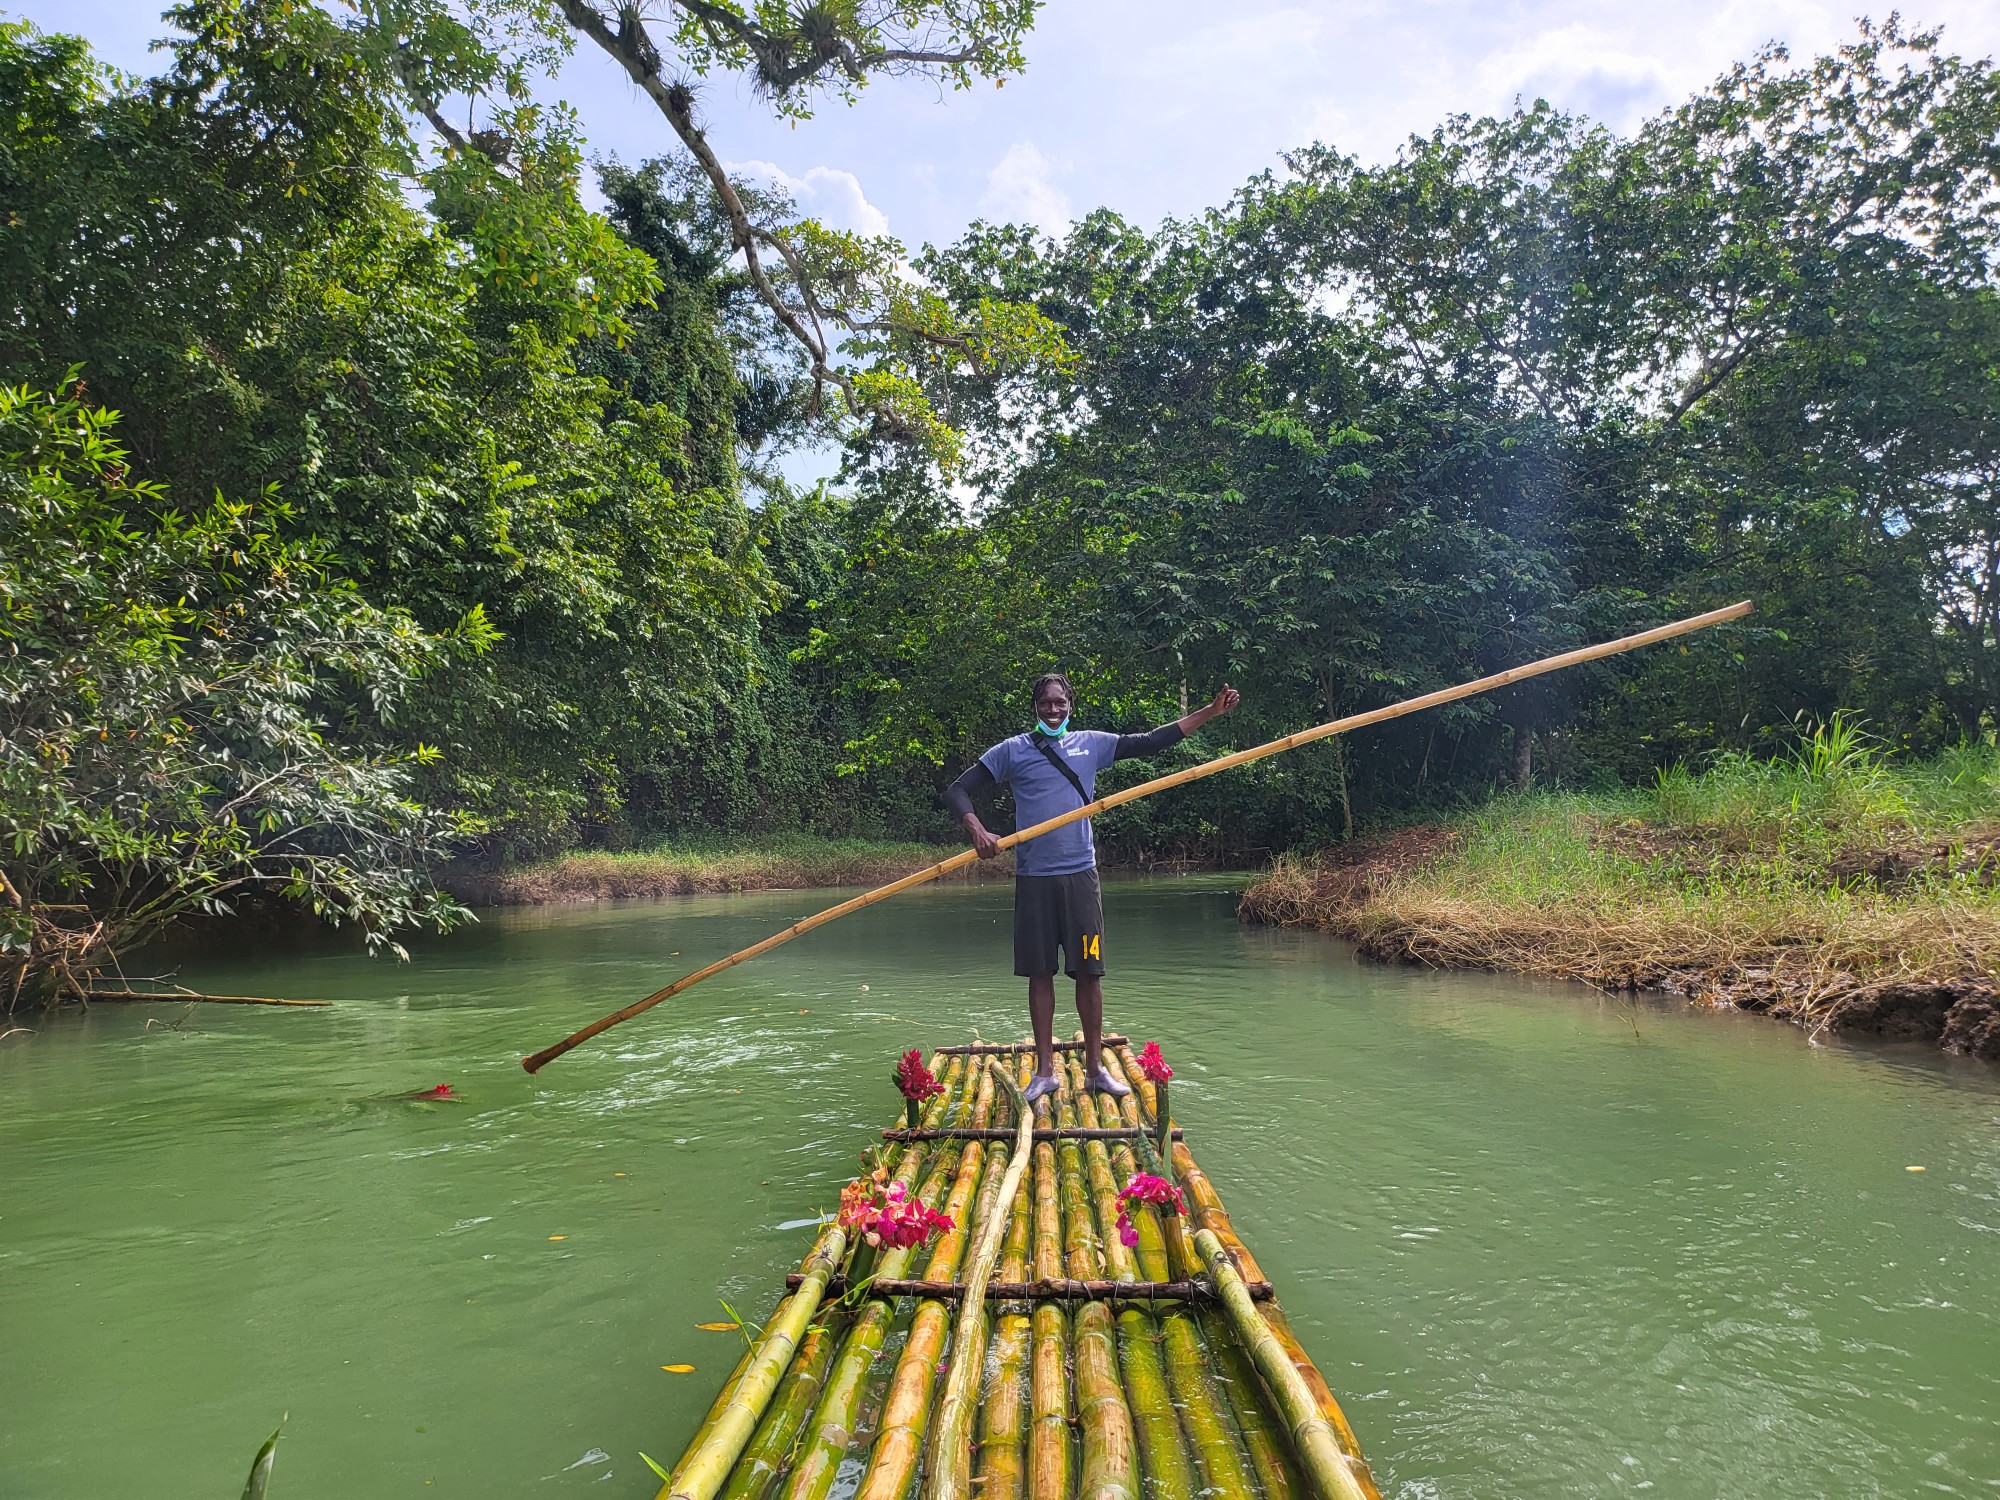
[1135,1042,1173,1083]
[1114,1172,1186,1249]
[838,1175,954,1250]
[893,1049,945,1103]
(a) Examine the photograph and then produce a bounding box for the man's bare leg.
[1026,975,1060,1104]
[1076,975,1128,1095]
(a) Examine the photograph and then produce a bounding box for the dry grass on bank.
[1241,724,2000,1056]
[446,834,1002,905]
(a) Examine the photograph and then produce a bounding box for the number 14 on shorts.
[1080,932,1100,959]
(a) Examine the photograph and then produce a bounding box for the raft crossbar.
[935,1035,1128,1055]
[882,1125,1185,1142]
[784,1272,1274,1304]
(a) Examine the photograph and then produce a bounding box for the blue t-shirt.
[980,730,1119,877]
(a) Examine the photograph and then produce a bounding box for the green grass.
[1241,723,2000,1044]
[448,833,995,905]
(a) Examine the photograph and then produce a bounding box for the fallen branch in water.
[82,989,331,1008]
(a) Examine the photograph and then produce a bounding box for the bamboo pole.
[925,1061,1037,1500]
[663,1225,849,1500]
[664,1342,762,1494]
[977,1063,1036,1500]
[1193,1229,1372,1500]
[882,1127,1184,1143]
[1054,1066,1138,1500]
[1095,1101,1260,1500]
[716,1318,844,1500]
[1102,1048,1348,1500]
[778,1064,982,1500]
[1068,1063,1200,1500]
[1027,1071,1072,1500]
[524,602,1753,1072]
[853,1072,997,1500]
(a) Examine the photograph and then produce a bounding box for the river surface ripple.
[2,878,1997,1497]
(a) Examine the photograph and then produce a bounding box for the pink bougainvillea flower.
[893,1048,945,1103]
[839,1175,954,1250]
[1115,1171,1186,1252]
[1135,1042,1173,1083]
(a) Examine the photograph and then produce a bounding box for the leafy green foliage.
[0,5,777,853]
[0,381,486,998]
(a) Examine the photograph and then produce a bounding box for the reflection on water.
[3,878,1998,1497]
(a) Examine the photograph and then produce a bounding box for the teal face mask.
[1033,716,1070,737]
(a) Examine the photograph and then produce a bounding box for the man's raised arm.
[1114,685,1240,762]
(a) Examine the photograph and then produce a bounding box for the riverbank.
[441,833,1008,904]
[1239,731,2000,1059]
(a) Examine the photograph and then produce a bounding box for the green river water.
[3,878,1998,1498]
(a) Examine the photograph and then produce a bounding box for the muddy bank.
[1240,825,2000,1060]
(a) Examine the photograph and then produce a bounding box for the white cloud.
[727,160,892,238]
[979,142,1073,236]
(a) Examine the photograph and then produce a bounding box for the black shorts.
[1014,871,1106,979]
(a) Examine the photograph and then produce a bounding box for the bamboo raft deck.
[654,1040,1380,1500]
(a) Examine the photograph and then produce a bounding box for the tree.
[0,381,489,1005]
[355,0,1068,469]
[0,4,781,850]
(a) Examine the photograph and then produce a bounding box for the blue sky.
[26,1,2000,251]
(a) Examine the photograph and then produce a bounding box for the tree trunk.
[1510,712,1535,791]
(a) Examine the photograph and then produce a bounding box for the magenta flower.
[893,1049,945,1102]
[1114,1171,1186,1250]
[839,1177,954,1250]
[1135,1042,1173,1083]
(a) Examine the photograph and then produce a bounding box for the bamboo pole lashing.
[523,601,1754,1072]
[782,1273,1275,1304]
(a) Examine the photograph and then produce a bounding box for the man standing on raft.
[946,673,1240,1104]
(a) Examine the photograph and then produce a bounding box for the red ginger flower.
[1114,1172,1186,1249]
[1135,1041,1173,1083]
[893,1048,945,1102]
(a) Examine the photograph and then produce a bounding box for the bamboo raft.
[653,1040,1380,1500]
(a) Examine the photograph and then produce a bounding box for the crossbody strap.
[1031,734,1093,809]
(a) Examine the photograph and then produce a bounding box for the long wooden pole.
[523,601,1752,1072]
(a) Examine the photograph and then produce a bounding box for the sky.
[27,0,2000,251]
